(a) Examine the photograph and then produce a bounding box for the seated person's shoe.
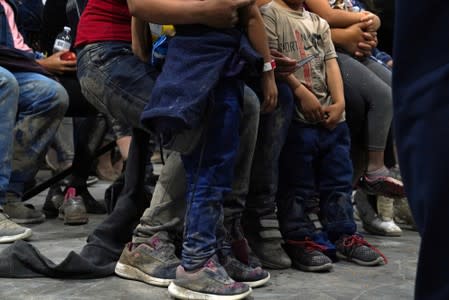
[242,214,291,269]
[358,173,405,199]
[58,188,88,225]
[168,255,252,300]
[3,197,45,224]
[354,191,402,237]
[42,185,65,218]
[115,231,180,287]
[0,210,33,243]
[65,185,106,214]
[220,255,270,288]
[283,239,333,272]
[335,234,387,266]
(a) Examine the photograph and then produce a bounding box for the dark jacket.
[140,25,263,140]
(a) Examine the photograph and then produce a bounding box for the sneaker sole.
[10,215,45,224]
[64,216,89,225]
[362,223,402,237]
[168,282,252,300]
[359,179,405,199]
[115,262,173,287]
[0,228,32,243]
[242,272,270,288]
[259,258,291,270]
[336,252,385,266]
[293,261,333,272]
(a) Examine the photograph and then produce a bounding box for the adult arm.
[240,3,277,112]
[37,51,77,75]
[127,0,253,29]
[305,0,366,28]
[331,23,377,58]
[131,17,150,62]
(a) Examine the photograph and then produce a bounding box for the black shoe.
[284,239,333,272]
[42,185,65,218]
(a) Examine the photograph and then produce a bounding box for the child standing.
[140,2,277,299]
[261,0,386,272]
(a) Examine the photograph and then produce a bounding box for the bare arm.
[240,3,278,112]
[37,51,77,75]
[127,0,253,29]
[323,57,345,129]
[331,24,377,58]
[305,0,366,28]
[131,17,150,62]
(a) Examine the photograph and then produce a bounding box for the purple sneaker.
[168,255,252,300]
[358,174,405,199]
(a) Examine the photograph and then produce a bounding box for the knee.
[37,80,69,119]
[0,69,20,105]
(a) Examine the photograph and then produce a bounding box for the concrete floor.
[0,178,419,300]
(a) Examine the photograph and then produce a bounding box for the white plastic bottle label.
[54,40,71,52]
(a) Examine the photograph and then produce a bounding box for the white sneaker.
[363,218,402,237]
[0,210,33,243]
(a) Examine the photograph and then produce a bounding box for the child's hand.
[261,73,278,113]
[294,86,324,122]
[323,103,345,130]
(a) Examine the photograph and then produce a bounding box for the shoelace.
[343,234,388,264]
[287,238,328,253]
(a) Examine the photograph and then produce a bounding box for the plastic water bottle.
[53,26,72,53]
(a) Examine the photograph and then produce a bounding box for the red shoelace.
[342,234,388,264]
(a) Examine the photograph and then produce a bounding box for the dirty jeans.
[181,80,241,270]
[0,66,68,204]
[277,121,356,242]
[132,86,260,243]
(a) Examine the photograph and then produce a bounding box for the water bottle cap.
[63,26,71,31]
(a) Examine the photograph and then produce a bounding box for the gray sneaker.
[243,214,292,269]
[168,255,252,300]
[58,188,88,225]
[2,202,45,224]
[115,231,180,287]
[0,210,33,243]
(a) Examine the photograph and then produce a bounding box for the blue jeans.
[181,80,241,270]
[277,121,355,242]
[77,42,159,130]
[0,66,68,204]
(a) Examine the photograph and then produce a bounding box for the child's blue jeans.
[181,79,241,270]
[277,121,356,242]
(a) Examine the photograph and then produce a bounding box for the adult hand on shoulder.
[270,49,296,79]
[201,0,255,28]
[37,51,77,75]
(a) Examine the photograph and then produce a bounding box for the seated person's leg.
[0,66,32,243]
[5,71,68,224]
